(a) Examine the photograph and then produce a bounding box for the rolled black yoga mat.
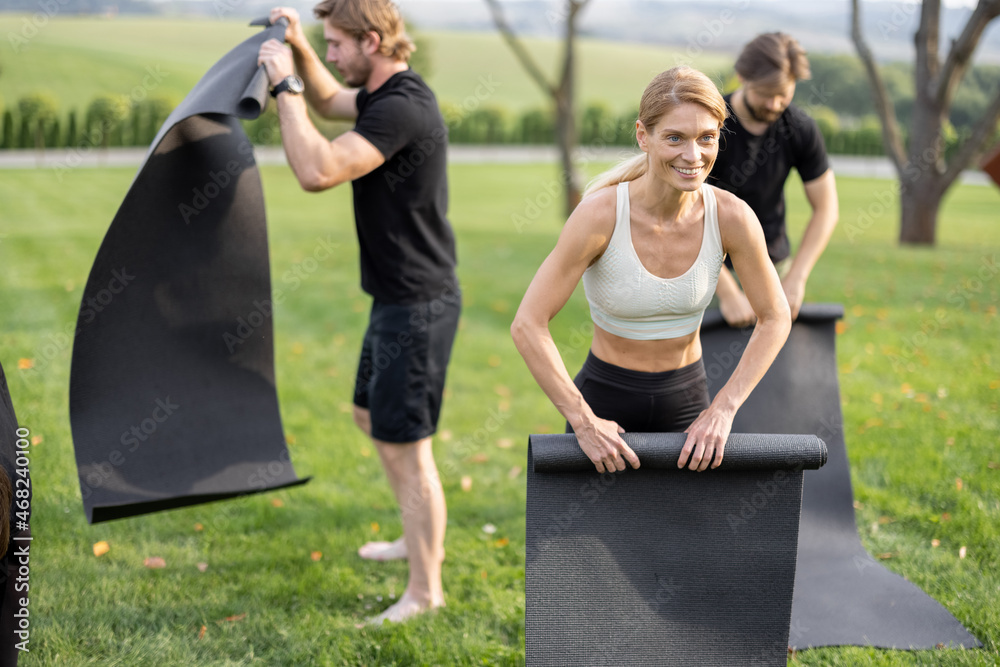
[70,18,309,524]
[700,304,981,650]
[526,431,826,666]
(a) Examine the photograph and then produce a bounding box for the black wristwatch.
[270,75,304,97]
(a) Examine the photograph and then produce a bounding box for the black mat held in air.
[526,431,826,666]
[700,304,981,650]
[70,19,308,524]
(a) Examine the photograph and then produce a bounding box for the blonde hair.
[584,67,727,198]
[314,0,416,62]
[734,32,811,87]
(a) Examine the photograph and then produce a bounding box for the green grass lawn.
[0,15,731,117]
[0,161,998,665]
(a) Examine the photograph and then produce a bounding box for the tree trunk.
[899,177,943,244]
[554,92,582,212]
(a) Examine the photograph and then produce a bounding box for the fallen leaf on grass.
[285,433,297,445]
[494,385,511,398]
[93,541,110,557]
[311,551,322,561]
[359,446,371,458]
[496,438,513,449]
[989,379,1000,390]
[876,552,896,560]
[198,625,206,640]
[271,498,284,508]
[941,513,951,522]
[221,613,247,623]
[144,557,166,569]
[508,466,522,479]
[959,546,967,559]
[438,429,453,442]
[467,453,489,463]
[370,522,380,533]
[291,342,304,355]
[30,435,42,446]
[955,478,963,491]
[877,516,893,525]
[494,537,510,548]
[481,570,488,580]
[194,523,204,532]
[835,321,848,335]
[197,562,209,572]
[17,359,33,370]
[931,539,940,548]
[487,354,502,368]
[461,475,473,492]
[946,437,955,447]
[988,461,999,470]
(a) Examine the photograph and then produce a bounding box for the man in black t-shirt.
[259,0,458,624]
[708,33,839,326]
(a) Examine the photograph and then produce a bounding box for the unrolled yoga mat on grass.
[70,18,308,524]
[700,304,981,650]
[526,432,827,666]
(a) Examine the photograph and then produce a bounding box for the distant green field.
[0,15,732,115]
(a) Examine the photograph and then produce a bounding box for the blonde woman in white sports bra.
[512,67,791,473]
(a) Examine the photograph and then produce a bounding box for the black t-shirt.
[352,70,457,304]
[707,94,829,263]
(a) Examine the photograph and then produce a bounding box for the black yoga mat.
[70,18,309,524]
[526,431,826,666]
[700,304,981,650]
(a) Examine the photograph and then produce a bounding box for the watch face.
[287,76,304,94]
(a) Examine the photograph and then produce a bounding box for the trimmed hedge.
[0,94,983,160]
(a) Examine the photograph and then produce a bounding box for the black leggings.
[568,352,709,434]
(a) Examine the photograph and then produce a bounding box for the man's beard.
[745,98,782,124]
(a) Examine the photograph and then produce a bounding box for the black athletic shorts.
[568,352,709,433]
[353,292,461,443]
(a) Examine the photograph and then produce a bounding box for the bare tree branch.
[851,0,907,173]
[940,86,1000,190]
[934,0,1000,108]
[915,0,942,96]
[483,0,556,97]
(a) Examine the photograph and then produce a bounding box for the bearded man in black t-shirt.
[258,0,459,624]
[708,32,839,326]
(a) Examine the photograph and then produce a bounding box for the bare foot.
[367,591,444,626]
[358,536,408,561]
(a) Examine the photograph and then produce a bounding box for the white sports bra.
[582,181,726,340]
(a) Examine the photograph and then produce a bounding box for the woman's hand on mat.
[679,407,733,471]
[573,416,639,473]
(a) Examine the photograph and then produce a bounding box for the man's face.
[324,23,373,88]
[742,78,797,125]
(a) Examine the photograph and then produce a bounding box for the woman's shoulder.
[706,184,756,228]
[569,183,619,231]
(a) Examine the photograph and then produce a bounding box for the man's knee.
[353,405,372,437]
